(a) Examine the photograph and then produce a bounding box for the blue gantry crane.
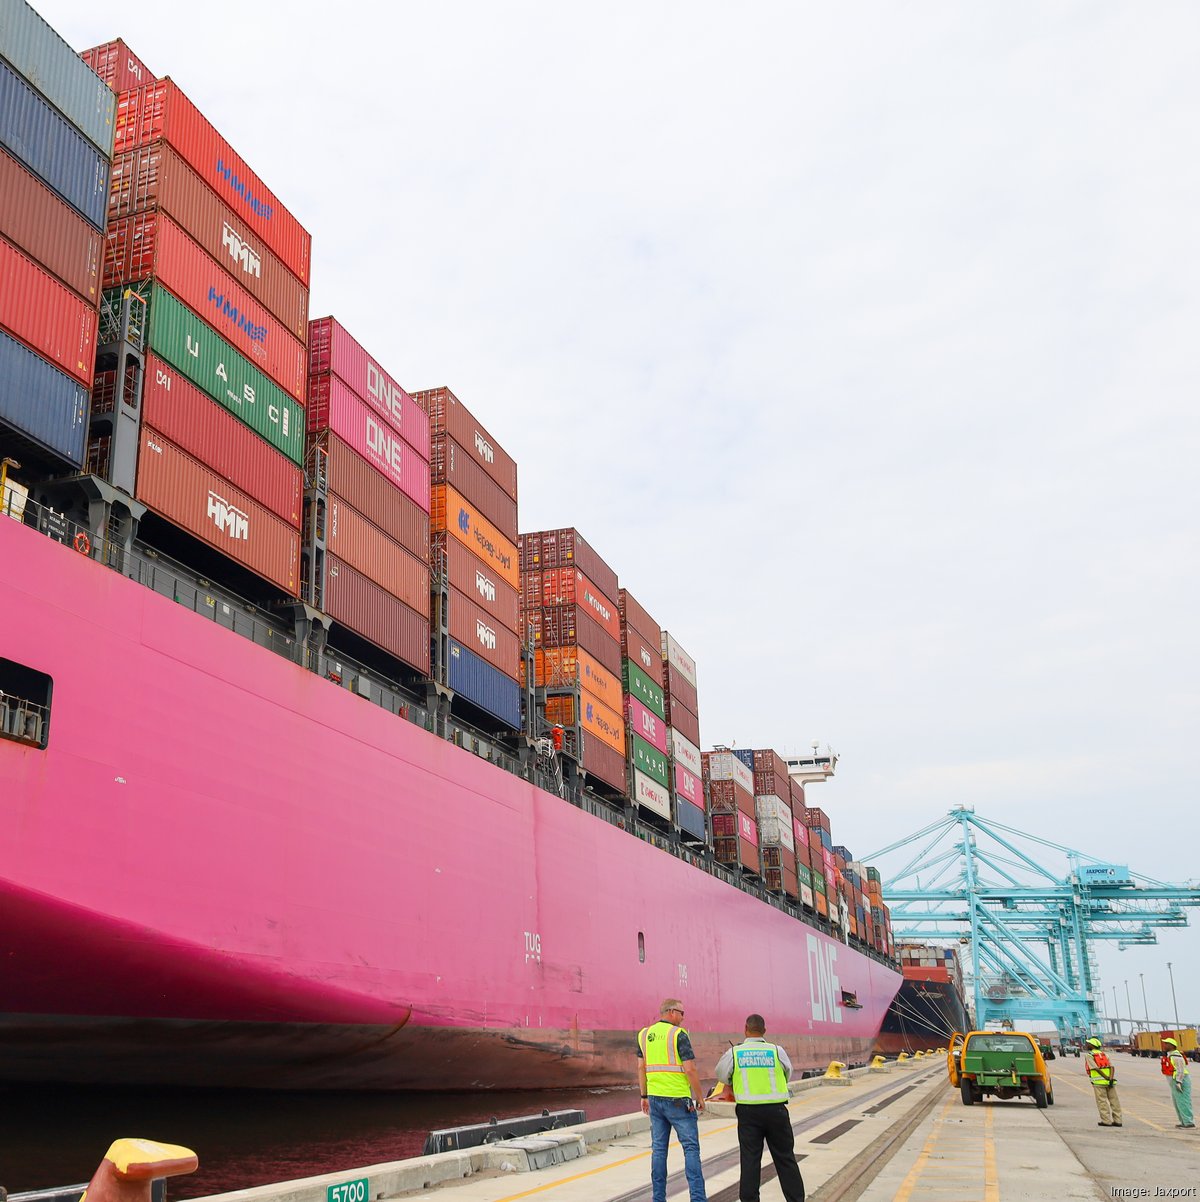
[864,807,1200,1042]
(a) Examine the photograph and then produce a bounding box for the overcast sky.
[42,0,1200,1025]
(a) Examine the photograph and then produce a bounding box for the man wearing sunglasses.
[637,998,708,1202]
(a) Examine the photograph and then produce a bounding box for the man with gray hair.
[637,998,707,1202]
[715,1014,805,1202]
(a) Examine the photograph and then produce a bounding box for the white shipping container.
[634,769,672,820]
[757,815,795,852]
[707,750,754,794]
[801,883,815,908]
[661,630,697,686]
[670,726,702,775]
[755,794,790,825]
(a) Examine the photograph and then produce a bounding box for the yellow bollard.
[913,1051,925,1059]
[869,1054,890,1073]
[80,1139,198,1202]
[821,1060,852,1086]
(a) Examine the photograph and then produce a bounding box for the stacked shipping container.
[412,386,519,725]
[617,590,671,823]
[521,529,626,795]
[704,749,759,875]
[661,631,705,844]
[0,1,112,470]
[732,748,800,900]
[308,319,431,674]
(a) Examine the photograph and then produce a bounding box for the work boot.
[1098,1122,1112,1127]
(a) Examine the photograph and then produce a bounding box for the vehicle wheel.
[1048,1088,1055,1106]
[961,1078,975,1106]
[1032,1079,1048,1108]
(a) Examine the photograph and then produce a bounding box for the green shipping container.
[798,862,813,887]
[866,866,881,883]
[629,734,669,789]
[144,286,304,465]
[814,873,827,895]
[623,659,665,719]
[0,0,116,153]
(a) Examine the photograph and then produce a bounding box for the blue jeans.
[649,1095,706,1202]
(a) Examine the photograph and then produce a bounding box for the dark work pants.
[735,1102,805,1202]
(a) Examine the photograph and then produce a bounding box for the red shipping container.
[81,39,155,93]
[327,495,430,614]
[324,552,430,674]
[582,736,628,796]
[663,661,699,715]
[761,844,798,875]
[431,433,516,540]
[806,806,832,834]
[528,603,621,675]
[114,81,311,286]
[523,528,617,601]
[714,836,760,876]
[432,533,519,634]
[708,779,755,818]
[312,431,429,559]
[712,812,738,839]
[137,427,300,596]
[309,374,430,513]
[108,144,308,338]
[618,589,662,652]
[447,586,520,679]
[412,386,517,502]
[622,627,661,684]
[308,318,429,459]
[538,568,620,641]
[0,148,102,302]
[664,696,700,747]
[0,236,97,386]
[105,212,306,401]
[308,369,429,464]
[133,354,302,525]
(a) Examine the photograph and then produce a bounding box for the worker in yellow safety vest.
[1163,1038,1195,1129]
[637,998,707,1202]
[1084,1036,1122,1127]
[715,1014,806,1202]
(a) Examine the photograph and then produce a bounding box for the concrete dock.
[198,1054,1200,1202]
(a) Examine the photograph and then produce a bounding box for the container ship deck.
[875,943,971,1056]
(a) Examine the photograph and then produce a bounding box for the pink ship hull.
[0,519,899,1089]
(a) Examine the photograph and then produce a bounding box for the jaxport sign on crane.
[865,807,1200,1041]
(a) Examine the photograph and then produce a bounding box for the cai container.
[0,146,102,302]
[447,638,522,729]
[447,585,520,679]
[108,143,308,338]
[106,211,306,400]
[632,769,671,821]
[431,432,517,541]
[0,328,87,466]
[79,38,154,95]
[308,317,428,458]
[432,532,519,633]
[137,353,302,526]
[0,59,109,230]
[622,658,664,720]
[139,284,304,464]
[315,431,429,559]
[412,386,517,502]
[674,796,706,842]
[114,80,311,285]
[0,0,115,152]
[0,235,96,385]
[327,494,430,614]
[324,552,430,674]
[136,426,300,596]
[431,483,519,591]
[308,373,430,513]
[625,696,668,756]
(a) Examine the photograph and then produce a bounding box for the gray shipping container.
[0,329,88,466]
[0,0,115,154]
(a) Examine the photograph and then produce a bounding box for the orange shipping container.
[545,686,625,756]
[431,483,519,591]
[530,646,622,712]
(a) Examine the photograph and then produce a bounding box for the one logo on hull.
[808,935,843,1024]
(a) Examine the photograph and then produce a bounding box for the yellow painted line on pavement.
[983,1105,999,1202]
[1055,1075,1169,1131]
[893,1097,957,1202]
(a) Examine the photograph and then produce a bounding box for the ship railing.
[0,694,48,747]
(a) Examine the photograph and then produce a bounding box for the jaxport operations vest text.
[639,1021,691,1097]
[731,1039,790,1104]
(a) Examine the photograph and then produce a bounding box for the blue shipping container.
[447,638,522,729]
[675,796,707,841]
[0,329,88,466]
[0,59,109,230]
[731,748,755,770]
[0,0,116,153]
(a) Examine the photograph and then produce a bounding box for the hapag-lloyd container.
[432,533,519,633]
[675,795,706,842]
[538,567,621,642]
[0,147,102,301]
[412,387,518,502]
[108,144,308,338]
[625,696,667,756]
[140,285,304,465]
[137,354,302,526]
[669,727,701,776]
[545,688,625,757]
[327,495,430,613]
[0,0,116,153]
[622,659,664,719]
[105,212,306,400]
[661,630,697,688]
[432,484,519,591]
[633,769,671,821]
[0,328,87,466]
[674,762,702,808]
[314,431,429,558]
[0,60,110,230]
[308,318,428,456]
[447,638,522,729]
[324,552,430,674]
[114,80,311,285]
[529,646,621,711]
[308,369,429,465]
[137,427,300,596]
[0,235,96,385]
[80,39,155,95]
[309,374,430,512]
[448,587,519,679]
[431,434,517,541]
[521,528,618,603]
[630,734,669,790]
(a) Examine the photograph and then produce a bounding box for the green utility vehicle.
[958,1031,1054,1108]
